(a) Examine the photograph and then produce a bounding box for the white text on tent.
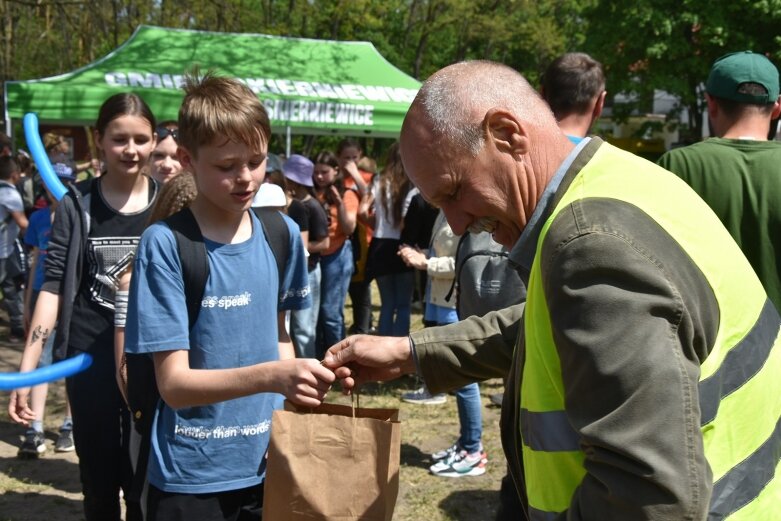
[103,72,417,103]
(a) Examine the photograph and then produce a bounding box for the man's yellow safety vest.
[522,143,781,519]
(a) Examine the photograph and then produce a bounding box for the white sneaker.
[430,448,488,477]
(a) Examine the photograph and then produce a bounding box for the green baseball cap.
[706,51,780,104]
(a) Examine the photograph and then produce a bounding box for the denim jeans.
[435,317,483,454]
[290,263,321,359]
[455,382,483,453]
[376,271,414,336]
[316,241,353,358]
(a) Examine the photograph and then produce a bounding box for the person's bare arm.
[342,161,367,195]
[113,269,132,404]
[11,210,28,234]
[358,191,375,228]
[307,235,330,254]
[153,349,335,410]
[333,187,357,235]
[278,311,295,361]
[23,248,39,331]
[8,290,61,425]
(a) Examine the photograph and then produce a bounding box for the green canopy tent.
[4,25,421,153]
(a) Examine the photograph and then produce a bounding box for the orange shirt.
[320,189,359,256]
[344,169,375,240]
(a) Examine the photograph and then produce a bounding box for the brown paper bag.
[263,399,401,521]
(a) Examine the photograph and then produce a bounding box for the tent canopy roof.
[5,25,421,137]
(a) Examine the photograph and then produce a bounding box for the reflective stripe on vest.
[521,143,781,518]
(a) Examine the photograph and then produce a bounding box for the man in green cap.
[658,51,781,309]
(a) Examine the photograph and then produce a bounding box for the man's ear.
[592,91,607,122]
[483,108,528,158]
[705,93,719,120]
[177,146,195,173]
[771,96,781,120]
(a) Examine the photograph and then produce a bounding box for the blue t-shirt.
[24,206,51,291]
[125,211,309,494]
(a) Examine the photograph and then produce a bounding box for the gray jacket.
[41,179,92,360]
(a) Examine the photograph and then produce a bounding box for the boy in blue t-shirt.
[124,72,336,520]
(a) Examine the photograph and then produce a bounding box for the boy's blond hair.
[178,70,270,157]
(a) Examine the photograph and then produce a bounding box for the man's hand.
[323,335,416,392]
[274,359,337,408]
[8,387,35,426]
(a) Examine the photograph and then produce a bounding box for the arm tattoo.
[30,326,49,346]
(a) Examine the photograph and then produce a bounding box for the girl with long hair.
[312,150,357,357]
[10,93,159,521]
[362,143,417,335]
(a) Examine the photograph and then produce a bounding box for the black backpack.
[124,206,290,501]
[447,231,526,319]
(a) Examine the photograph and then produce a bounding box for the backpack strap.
[445,234,470,302]
[252,207,290,289]
[163,207,210,328]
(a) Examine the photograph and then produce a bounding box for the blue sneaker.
[18,430,46,459]
[401,387,446,405]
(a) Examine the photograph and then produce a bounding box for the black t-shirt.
[286,196,329,270]
[287,199,309,232]
[69,178,157,352]
[400,193,439,248]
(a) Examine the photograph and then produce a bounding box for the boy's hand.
[323,335,415,392]
[276,359,336,408]
[8,388,35,426]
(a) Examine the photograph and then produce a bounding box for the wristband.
[114,290,129,327]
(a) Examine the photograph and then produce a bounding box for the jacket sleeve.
[544,230,711,520]
[411,303,522,392]
[41,193,77,295]
[426,255,456,277]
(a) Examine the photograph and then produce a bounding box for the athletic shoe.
[432,442,483,461]
[18,430,46,459]
[401,387,446,405]
[430,448,488,478]
[489,392,504,407]
[432,443,460,461]
[55,426,75,452]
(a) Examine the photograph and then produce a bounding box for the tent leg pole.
[285,126,291,157]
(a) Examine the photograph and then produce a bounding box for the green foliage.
[584,0,781,140]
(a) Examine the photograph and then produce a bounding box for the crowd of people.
[0,47,779,521]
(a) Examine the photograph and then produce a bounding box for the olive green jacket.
[411,138,718,520]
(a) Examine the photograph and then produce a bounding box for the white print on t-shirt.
[200,291,252,310]
[86,236,138,310]
[174,419,271,440]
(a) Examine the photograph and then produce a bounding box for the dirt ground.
[0,307,508,521]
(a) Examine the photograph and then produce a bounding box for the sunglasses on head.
[156,127,178,142]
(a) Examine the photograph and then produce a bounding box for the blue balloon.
[0,352,93,391]
[23,113,68,201]
[2,114,91,390]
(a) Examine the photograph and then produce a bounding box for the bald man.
[325,61,781,520]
